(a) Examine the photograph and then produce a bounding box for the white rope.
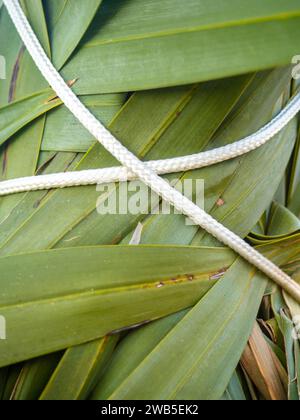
[0,89,300,196]
[3,0,300,303]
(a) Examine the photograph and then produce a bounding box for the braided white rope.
[0,89,300,196]
[3,0,300,303]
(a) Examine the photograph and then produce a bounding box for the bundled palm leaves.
[0,0,300,401]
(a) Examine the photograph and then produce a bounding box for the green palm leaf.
[62,0,300,94]
[0,0,299,401]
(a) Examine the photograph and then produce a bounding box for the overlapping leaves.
[0,0,299,401]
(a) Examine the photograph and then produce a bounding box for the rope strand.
[3,0,300,303]
[0,89,299,196]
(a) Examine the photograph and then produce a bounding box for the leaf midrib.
[0,272,214,311]
[109,266,256,399]
[83,12,300,49]
[52,0,69,28]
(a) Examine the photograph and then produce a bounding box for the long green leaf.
[0,2,49,223]
[117,69,294,248]
[272,292,299,400]
[89,234,300,400]
[0,76,253,253]
[289,182,300,218]
[62,0,300,94]
[0,234,298,370]
[40,335,118,400]
[10,353,61,400]
[107,258,267,400]
[90,310,189,400]
[43,0,102,69]
[1,364,22,400]
[20,0,51,56]
[267,203,300,237]
[222,372,247,401]
[0,245,235,367]
[0,0,108,226]
[41,93,127,152]
[0,89,61,148]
